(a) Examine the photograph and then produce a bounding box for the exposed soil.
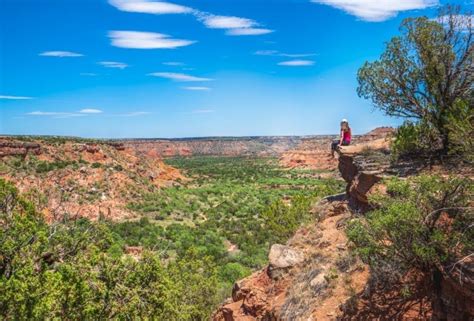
[0,138,183,221]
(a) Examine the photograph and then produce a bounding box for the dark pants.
[331,140,349,152]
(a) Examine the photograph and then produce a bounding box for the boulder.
[268,244,304,269]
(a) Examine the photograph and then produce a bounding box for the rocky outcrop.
[432,249,474,320]
[0,137,183,221]
[337,138,391,211]
[124,136,304,158]
[0,140,41,157]
[279,136,337,171]
[280,128,394,171]
[213,199,369,321]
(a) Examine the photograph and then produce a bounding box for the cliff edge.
[213,135,473,321]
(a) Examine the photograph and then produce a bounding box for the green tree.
[347,175,473,280]
[357,6,473,155]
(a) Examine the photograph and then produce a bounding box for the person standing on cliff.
[331,119,351,157]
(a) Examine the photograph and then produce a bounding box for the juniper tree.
[357,6,473,155]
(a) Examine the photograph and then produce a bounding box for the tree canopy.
[357,6,473,154]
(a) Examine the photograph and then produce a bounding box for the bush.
[91,162,102,169]
[446,99,474,163]
[391,121,440,159]
[0,179,220,320]
[347,175,473,280]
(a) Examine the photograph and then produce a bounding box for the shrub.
[391,121,440,159]
[347,175,473,280]
[0,179,220,320]
[446,99,474,163]
[91,162,102,169]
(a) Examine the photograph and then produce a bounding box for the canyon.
[213,134,473,321]
[1,128,471,321]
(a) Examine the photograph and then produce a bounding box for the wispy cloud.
[39,51,84,57]
[79,108,103,114]
[27,111,86,119]
[182,86,211,91]
[109,1,273,36]
[80,72,98,76]
[27,108,103,118]
[163,61,185,66]
[28,111,65,116]
[99,61,129,69]
[255,50,316,57]
[149,72,213,82]
[109,0,193,14]
[197,13,273,35]
[311,0,438,22]
[255,50,279,56]
[226,28,273,36]
[278,60,315,66]
[0,95,33,100]
[109,30,195,49]
[200,15,256,29]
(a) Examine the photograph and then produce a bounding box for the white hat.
[341,118,348,123]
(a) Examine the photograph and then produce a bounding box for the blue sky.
[0,0,471,138]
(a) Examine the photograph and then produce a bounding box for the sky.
[0,0,471,138]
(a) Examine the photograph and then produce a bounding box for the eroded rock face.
[1,137,183,221]
[124,136,304,158]
[0,140,41,157]
[268,244,304,280]
[337,140,391,211]
[432,256,474,320]
[212,200,369,321]
[268,244,304,270]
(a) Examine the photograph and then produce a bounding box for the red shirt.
[342,129,351,143]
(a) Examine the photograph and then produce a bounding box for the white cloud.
[80,72,98,76]
[109,30,195,49]
[182,86,211,91]
[99,61,129,69]
[255,50,280,56]
[0,95,33,100]
[192,109,214,113]
[27,111,62,116]
[109,0,193,14]
[311,0,438,22]
[278,60,315,66]
[255,50,316,57]
[226,28,274,36]
[149,72,213,82]
[79,108,103,114]
[39,51,84,57]
[27,109,103,117]
[27,111,86,118]
[163,61,185,66]
[200,15,256,29]
[281,53,316,58]
[109,1,273,37]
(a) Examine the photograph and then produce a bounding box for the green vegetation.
[347,175,473,282]
[357,6,473,159]
[0,179,218,319]
[1,156,342,319]
[126,157,342,267]
[6,156,83,175]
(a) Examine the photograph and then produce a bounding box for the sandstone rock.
[268,244,304,269]
[310,273,328,294]
[0,140,41,157]
[338,141,390,211]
